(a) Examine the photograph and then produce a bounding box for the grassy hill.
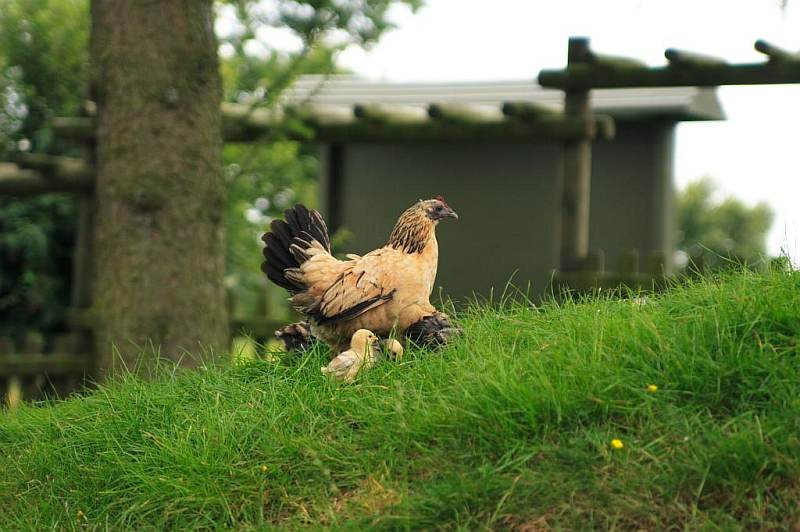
[1,269,799,530]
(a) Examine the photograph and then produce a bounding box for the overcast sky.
[331,0,800,261]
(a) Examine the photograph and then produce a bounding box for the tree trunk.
[90,0,227,377]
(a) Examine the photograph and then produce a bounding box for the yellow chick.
[382,338,404,361]
[321,329,380,382]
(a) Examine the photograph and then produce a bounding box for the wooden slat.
[230,317,286,338]
[0,353,90,377]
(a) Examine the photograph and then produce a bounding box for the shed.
[283,76,724,302]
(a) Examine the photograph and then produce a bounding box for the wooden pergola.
[540,37,800,275]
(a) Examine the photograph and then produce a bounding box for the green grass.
[2,269,800,530]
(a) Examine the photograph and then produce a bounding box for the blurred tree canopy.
[0,0,87,340]
[0,0,420,340]
[677,177,774,269]
[0,0,88,155]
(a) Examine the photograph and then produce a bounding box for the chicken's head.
[422,196,458,222]
[389,197,459,253]
[350,329,379,352]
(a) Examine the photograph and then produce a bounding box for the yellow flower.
[611,438,624,450]
[260,465,268,473]
[76,510,85,520]
[647,384,658,393]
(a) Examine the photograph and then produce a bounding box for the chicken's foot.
[275,321,315,352]
[404,311,461,349]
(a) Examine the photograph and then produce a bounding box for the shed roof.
[283,75,725,122]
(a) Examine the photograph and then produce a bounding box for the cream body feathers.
[296,234,438,349]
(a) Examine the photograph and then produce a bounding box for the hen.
[261,197,459,351]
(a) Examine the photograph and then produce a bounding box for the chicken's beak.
[445,207,459,220]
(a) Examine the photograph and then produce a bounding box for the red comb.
[434,195,449,207]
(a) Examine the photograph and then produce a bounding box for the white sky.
[333,0,800,260]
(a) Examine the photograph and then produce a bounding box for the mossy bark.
[90,0,227,377]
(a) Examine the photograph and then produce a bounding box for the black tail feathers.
[261,204,331,293]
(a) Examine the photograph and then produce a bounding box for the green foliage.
[224,141,318,320]
[219,0,422,49]
[0,0,88,339]
[677,177,774,269]
[0,0,88,154]
[1,269,799,529]
[0,195,75,340]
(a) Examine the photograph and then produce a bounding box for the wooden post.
[559,37,593,271]
[70,105,96,381]
[318,144,344,233]
[70,194,94,378]
[0,337,13,407]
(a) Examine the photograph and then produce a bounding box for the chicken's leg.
[404,311,461,348]
[275,321,315,352]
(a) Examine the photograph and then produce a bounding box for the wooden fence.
[552,249,669,295]
[0,333,89,408]
[0,316,284,408]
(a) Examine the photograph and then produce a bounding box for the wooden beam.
[0,163,94,196]
[501,101,557,121]
[0,354,90,377]
[70,309,287,344]
[230,317,288,338]
[588,52,646,69]
[353,103,428,124]
[15,153,91,177]
[284,103,355,126]
[539,59,800,89]
[428,103,505,123]
[52,116,93,140]
[312,116,603,143]
[502,102,614,140]
[754,39,800,62]
[665,48,727,67]
[57,102,613,144]
[58,104,293,143]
